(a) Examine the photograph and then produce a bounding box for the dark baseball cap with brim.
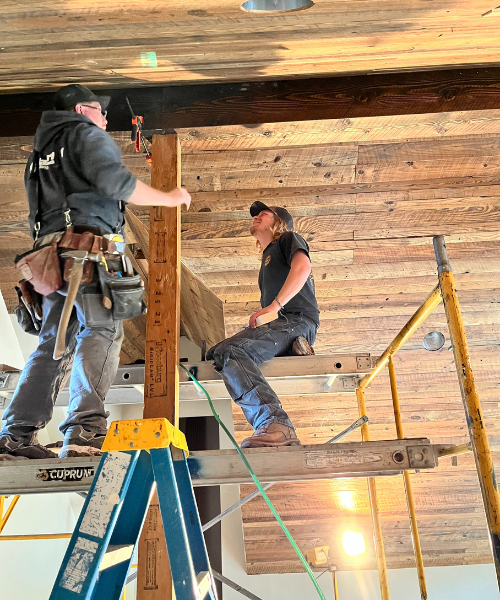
[250,201,294,231]
[53,84,111,111]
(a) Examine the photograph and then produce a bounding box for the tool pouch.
[98,268,146,321]
[14,241,63,296]
[13,281,43,335]
[63,259,94,286]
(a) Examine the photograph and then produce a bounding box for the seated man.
[207,202,320,448]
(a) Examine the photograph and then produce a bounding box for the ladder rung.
[99,544,134,571]
[196,571,212,599]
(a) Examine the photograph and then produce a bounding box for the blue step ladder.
[49,418,218,600]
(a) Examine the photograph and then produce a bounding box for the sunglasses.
[80,104,107,118]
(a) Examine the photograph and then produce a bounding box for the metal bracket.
[342,377,358,390]
[324,376,358,392]
[356,356,371,370]
[407,445,438,469]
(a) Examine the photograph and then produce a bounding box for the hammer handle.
[53,259,84,360]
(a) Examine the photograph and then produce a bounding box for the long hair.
[256,215,290,252]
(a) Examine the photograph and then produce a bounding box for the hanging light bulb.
[342,531,365,557]
[241,0,314,12]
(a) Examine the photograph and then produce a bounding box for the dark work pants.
[208,315,317,431]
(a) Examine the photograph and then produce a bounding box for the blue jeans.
[0,281,123,444]
[207,314,317,431]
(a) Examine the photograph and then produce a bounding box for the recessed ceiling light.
[241,0,314,13]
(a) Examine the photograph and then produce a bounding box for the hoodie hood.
[26,109,136,240]
[34,110,96,151]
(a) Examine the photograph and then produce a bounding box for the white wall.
[0,494,84,600]
[0,291,33,370]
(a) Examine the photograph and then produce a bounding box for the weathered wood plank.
[138,133,181,600]
[358,137,500,163]
[181,263,226,348]
[356,157,500,184]
[178,111,500,152]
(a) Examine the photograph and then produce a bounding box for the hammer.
[53,250,101,360]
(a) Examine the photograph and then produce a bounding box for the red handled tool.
[126,97,152,164]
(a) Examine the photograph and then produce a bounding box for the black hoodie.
[25,111,136,239]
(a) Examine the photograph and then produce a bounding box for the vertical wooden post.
[137,132,181,600]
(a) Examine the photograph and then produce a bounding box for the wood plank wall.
[1,109,500,572]
[173,110,500,573]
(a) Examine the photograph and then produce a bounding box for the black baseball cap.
[250,201,294,231]
[53,84,111,111]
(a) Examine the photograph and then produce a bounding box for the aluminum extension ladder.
[49,418,218,600]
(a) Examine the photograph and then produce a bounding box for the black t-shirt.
[258,231,320,326]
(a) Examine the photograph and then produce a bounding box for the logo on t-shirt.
[265,255,271,266]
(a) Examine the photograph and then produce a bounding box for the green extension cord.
[180,363,327,600]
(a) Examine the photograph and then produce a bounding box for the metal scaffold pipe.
[433,234,500,591]
[389,357,428,600]
[356,387,390,600]
[358,285,442,392]
[0,495,20,535]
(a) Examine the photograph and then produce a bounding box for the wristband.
[275,296,284,310]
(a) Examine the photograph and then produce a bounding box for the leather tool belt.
[58,229,121,287]
[14,228,145,328]
[14,228,122,296]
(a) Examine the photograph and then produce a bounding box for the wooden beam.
[137,132,181,600]
[180,263,226,349]
[1,67,500,137]
[143,134,181,423]
[125,206,226,348]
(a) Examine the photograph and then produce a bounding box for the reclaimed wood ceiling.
[1,1,500,93]
[1,109,500,573]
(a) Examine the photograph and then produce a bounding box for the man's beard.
[250,224,270,236]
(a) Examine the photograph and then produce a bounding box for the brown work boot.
[291,336,315,356]
[241,423,301,449]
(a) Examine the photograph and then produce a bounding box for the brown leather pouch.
[63,258,94,285]
[59,230,96,285]
[59,229,95,252]
[14,241,63,296]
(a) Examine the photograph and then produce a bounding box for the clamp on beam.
[102,418,189,455]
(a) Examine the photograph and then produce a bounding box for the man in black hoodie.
[0,84,190,460]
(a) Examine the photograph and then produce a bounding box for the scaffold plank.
[0,354,374,408]
[0,438,437,495]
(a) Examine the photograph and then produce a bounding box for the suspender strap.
[32,129,74,240]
